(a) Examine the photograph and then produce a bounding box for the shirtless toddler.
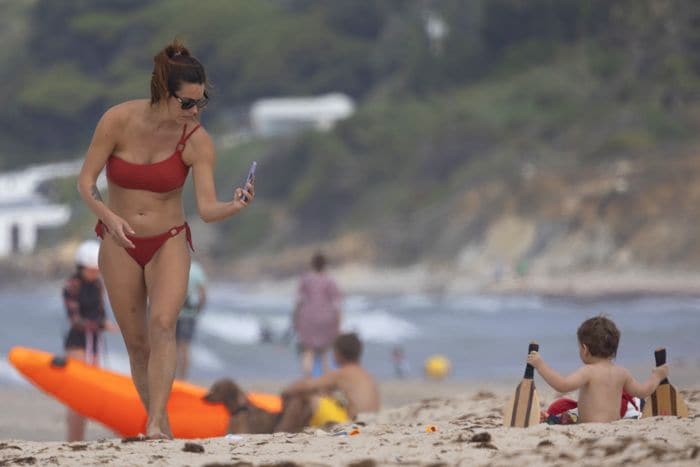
[527,316,668,423]
[276,333,380,431]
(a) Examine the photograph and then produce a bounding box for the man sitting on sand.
[527,315,668,423]
[276,333,380,430]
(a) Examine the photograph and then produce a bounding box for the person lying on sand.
[527,315,668,423]
[276,333,380,431]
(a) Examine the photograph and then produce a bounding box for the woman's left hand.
[233,181,255,209]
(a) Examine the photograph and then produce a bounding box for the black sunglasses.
[173,91,209,110]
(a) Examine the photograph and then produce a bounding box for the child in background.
[276,333,380,431]
[63,240,117,440]
[175,260,207,381]
[527,315,668,423]
[392,346,409,378]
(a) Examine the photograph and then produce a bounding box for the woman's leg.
[65,348,87,441]
[143,233,190,438]
[98,237,150,411]
[301,349,314,377]
[319,349,332,375]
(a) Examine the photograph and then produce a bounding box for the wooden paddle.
[641,348,688,418]
[503,342,541,428]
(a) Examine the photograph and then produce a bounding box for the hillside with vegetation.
[2,0,700,281]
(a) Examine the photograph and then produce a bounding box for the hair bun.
[150,39,205,105]
[167,40,190,59]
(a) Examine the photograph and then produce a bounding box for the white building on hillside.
[0,160,81,257]
[250,93,355,137]
[0,160,82,203]
[0,197,70,256]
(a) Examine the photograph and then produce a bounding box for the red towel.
[547,392,637,418]
[546,397,578,416]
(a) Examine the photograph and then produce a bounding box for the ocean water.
[1,281,699,386]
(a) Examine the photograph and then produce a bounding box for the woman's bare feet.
[145,432,172,440]
[160,423,173,439]
[123,431,172,442]
[146,418,173,440]
[121,433,147,443]
[146,414,173,439]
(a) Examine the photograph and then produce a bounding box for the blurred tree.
[1,0,700,268]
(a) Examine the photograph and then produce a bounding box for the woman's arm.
[293,279,305,333]
[76,109,135,248]
[190,132,253,223]
[292,302,300,332]
[330,279,342,333]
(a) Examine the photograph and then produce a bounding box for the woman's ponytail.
[150,49,170,104]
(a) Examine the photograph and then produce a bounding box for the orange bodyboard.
[8,346,281,438]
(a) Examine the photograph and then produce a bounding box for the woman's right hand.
[104,213,136,248]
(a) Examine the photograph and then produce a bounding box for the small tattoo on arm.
[90,185,103,203]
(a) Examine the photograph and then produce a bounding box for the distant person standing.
[175,260,207,380]
[293,252,342,377]
[62,240,116,441]
[392,346,409,379]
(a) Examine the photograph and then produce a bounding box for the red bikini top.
[106,124,201,192]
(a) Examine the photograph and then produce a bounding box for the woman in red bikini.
[77,40,254,439]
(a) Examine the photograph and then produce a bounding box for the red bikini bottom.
[95,220,193,268]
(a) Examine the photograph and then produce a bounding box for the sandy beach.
[1,378,698,466]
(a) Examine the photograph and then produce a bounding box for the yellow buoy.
[424,354,451,380]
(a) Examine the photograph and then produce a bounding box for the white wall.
[0,204,70,256]
[251,93,355,137]
[0,160,82,203]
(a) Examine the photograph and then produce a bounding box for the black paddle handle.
[655,347,669,384]
[524,342,539,379]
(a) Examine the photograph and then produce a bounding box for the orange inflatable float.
[8,346,281,439]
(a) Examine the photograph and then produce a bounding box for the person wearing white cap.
[62,240,116,441]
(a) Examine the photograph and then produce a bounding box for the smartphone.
[240,161,257,202]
